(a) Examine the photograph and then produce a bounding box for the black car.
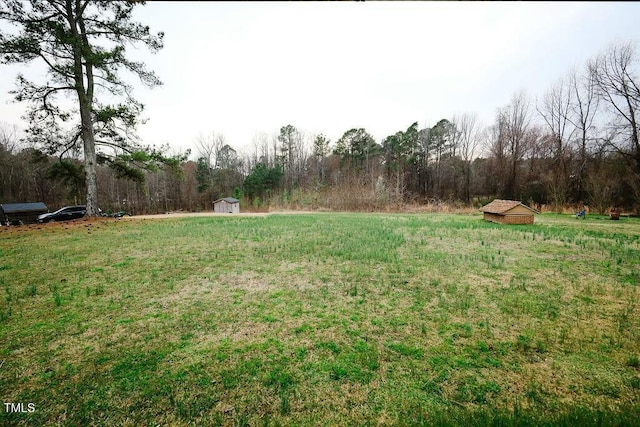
[37,205,87,223]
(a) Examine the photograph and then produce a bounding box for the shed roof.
[0,202,48,214]
[213,197,240,204]
[479,199,538,215]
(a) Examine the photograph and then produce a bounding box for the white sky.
[2,1,640,158]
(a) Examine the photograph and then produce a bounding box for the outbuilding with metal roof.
[213,197,240,214]
[0,202,48,225]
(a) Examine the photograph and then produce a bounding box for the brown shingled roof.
[479,199,538,214]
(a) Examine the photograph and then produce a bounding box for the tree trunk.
[66,0,99,216]
[465,163,471,203]
[80,101,99,215]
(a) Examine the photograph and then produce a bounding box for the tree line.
[185,40,640,214]
[1,2,638,215]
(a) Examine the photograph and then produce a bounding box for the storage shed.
[213,197,240,214]
[0,202,48,225]
[479,199,538,225]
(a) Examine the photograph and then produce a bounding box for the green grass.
[1,212,640,425]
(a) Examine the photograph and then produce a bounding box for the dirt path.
[128,210,319,220]
[130,212,268,219]
[0,211,325,235]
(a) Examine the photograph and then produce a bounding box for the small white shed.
[213,197,240,214]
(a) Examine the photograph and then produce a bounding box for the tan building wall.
[483,212,503,223]
[483,212,534,225]
[503,214,534,225]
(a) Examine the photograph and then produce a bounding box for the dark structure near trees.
[0,202,47,225]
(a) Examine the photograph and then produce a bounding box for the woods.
[1,4,639,214]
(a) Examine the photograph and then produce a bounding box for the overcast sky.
[2,1,640,157]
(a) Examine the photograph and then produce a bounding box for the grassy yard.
[1,213,639,426]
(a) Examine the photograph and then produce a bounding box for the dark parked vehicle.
[37,205,87,223]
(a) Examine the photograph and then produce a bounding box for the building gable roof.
[479,199,538,215]
[213,197,240,204]
[0,202,48,214]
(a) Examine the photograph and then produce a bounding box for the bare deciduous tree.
[0,122,22,154]
[589,41,640,203]
[495,92,534,199]
[249,131,270,168]
[567,66,600,201]
[195,132,226,170]
[537,76,575,207]
[452,113,481,202]
[312,133,330,185]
